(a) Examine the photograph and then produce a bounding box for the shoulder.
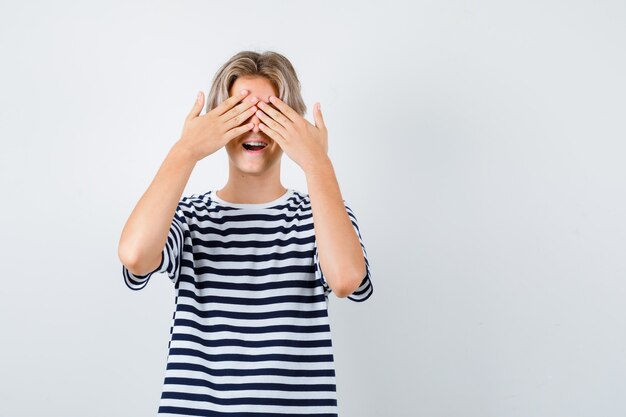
[291,189,311,206]
[172,192,216,222]
[181,191,224,212]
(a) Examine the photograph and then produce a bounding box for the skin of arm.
[118,143,196,275]
[255,97,367,298]
[305,156,368,298]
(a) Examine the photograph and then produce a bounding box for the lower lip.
[242,145,268,155]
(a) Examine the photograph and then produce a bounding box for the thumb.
[313,102,325,130]
[187,91,204,120]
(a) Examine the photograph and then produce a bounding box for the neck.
[217,161,286,204]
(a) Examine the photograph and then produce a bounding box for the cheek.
[272,146,284,157]
[224,140,240,155]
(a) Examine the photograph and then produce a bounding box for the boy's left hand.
[255,96,329,173]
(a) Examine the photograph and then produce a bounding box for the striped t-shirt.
[122,188,373,416]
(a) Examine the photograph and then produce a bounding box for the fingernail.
[197,91,202,100]
[240,89,248,96]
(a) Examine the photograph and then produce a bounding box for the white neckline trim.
[211,188,294,209]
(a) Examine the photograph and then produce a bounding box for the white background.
[1,0,625,416]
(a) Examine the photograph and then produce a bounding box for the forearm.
[305,157,367,297]
[118,141,196,274]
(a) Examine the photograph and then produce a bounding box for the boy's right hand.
[177,89,259,162]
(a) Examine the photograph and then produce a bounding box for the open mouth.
[242,140,268,154]
[243,143,267,151]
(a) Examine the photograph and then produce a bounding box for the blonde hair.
[205,50,307,116]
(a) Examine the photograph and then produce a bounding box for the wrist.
[170,141,199,166]
[303,154,333,177]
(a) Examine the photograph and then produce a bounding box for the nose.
[247,97,268,133]
[250,112,262,133]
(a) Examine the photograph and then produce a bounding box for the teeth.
[244,141,266,147]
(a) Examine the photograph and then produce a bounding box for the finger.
[268,96,300,124]
[186,91,205,121]
[259,122,286,144]
[313,102,326,130]
[223,121,255,143]
[255,109,289,139]
[220,95,258,124]
[256,101,293,130]
[213,89,249,117]
[223,105,258,131]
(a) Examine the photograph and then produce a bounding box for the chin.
[228,154,282,176]
[236,163,270,176]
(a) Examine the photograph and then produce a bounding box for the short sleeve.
[314,201,374,302]
[122,202,189,291]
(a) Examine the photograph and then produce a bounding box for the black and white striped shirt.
[122,188,373,416]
